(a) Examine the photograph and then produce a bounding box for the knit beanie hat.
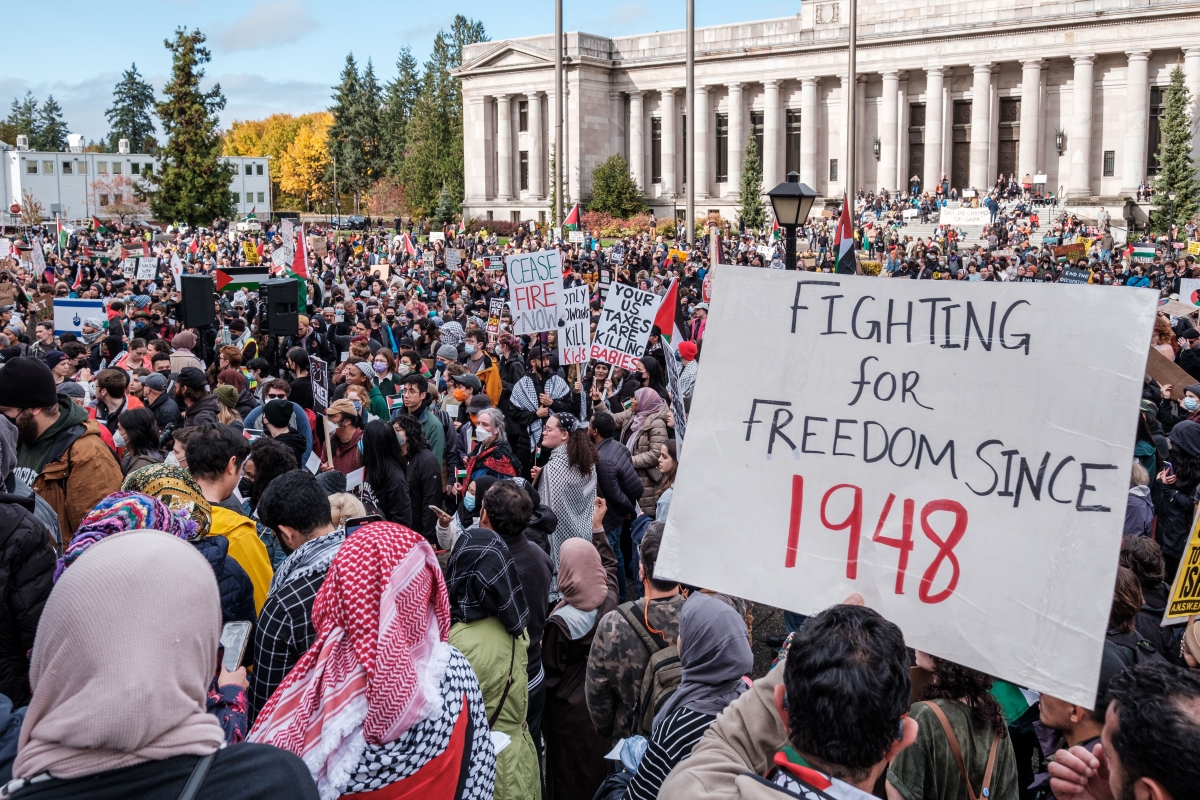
[263,399,292,429]
[214,385,238,410]
[436,344,459,362]
[0,357,57,409]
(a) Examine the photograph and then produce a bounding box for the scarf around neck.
[268,526,348,594]
[510,373,569,453]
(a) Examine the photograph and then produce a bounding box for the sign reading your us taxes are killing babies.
[657,268,1157,708]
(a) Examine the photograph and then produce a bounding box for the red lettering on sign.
[820,484,863,579]
[785,475,804,568]
[918,500,967,604]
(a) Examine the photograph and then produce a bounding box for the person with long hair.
[464,407,519,480]
[392,412,442,545]
[115,407,163,475]
[213,386,243,429]
[654,439,678,521]
[636,357,668,401]
[532,412,598,602]
[1153,419,1200,581]
[887,653,1018,800]
[360,419,412,527]
[249,522,496,799]
[218,367,259,419]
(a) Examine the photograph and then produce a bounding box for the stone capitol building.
[456,0,1200,225]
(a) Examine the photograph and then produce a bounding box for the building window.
[997,97,1020,180]
[539,210,546,222]
[131,162,140,175]
[519,151,529,190]
[651,117,663,184]
[25,161,36,175]
[143,163,151,175]
[62,161,72,175]
[1149,87,1165,176]
[112,161,122,175]
[245,164,253,175]
[487,210,494,221]
[78,161,87,175]
[511,211,520,224]
[518,100,529,132]
[1103,150,1116,177]
[257,192,265,203]
[829,158,838,182]
[750,111,764,159]
[715,112,729,183]
[43,161,54,175]
[99,194,109,206]
[232,192,240,203]
[97,161,108,175]
[114,193,123,204]
[785,109,802,175]
[908,103,926,188]
[256,164,264,175]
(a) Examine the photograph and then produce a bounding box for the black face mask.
[238,477,255,500]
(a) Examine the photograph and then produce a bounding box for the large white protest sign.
[589,282,657,371]
[137,257,158,281]
[557,284,591,365]
[506,249,563,335]
[1181,278,1200,306]
[122,257,137,278]
[657,267,1156,708]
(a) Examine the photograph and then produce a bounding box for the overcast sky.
[2,0,795,145]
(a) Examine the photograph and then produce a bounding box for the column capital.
[881,70,900,80]
[925,66,944,78]
[660,87,678,97]
[1021,59,1047,70]
[970,62,994,73]
[531,90,546,98]
[726,81,743,92]
[494,93,511,102]
[801,76,820,87]
[763,79,779,89]
[694,84,710,95]
[1125,51,1150,62]
[628,89,645,99]
[1184,47,1200,57]
[1071,54,1095,66]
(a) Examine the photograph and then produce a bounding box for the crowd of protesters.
[0,199,1191,800]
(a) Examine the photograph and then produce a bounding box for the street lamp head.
[872,137,881,159]
[767,172,819,228]
[1169,191,1178,201]
[1054,128,1066,155]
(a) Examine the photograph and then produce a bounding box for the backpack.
[616,601,682,737]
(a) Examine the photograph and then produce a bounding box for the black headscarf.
[458,475,498,529]
[446,527,529,637]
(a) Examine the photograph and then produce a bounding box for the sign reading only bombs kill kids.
[506,249,563,335]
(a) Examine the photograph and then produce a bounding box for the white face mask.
[164,451,180,466]
[113,431,126,448]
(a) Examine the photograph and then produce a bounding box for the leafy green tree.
[1151,66,1199,234]
[381,46,420,176]
[5,92,42,147]
[144,28,234,226]
[738,134,766,231]
[399,15,487,219]
[432,185,457,226]
[327,54,363,214]
[353,59,384,210]
[37,96,68,151]
[106,64,158,153]
[589,154,643,217]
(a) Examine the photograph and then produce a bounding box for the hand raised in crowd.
[431,505,454,526]
[1047,743,1114,800]
[592,496,608,530]
[1160,382,1172,399]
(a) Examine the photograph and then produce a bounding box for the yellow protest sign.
[243,241,260,264]
[668,248,689,263]
[1188,240,1200,256]
[1167,513,1200,618]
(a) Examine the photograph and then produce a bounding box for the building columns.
[662,88,678,197]
[728,83,744,194]
[763,80,781,188]
[1122,52,1150,196]
[924,67,944,190]
[629,91,645,193]
[800,77,819,188]
[1068,55,1094,198]
[529,92,544,198]
[695,85,710,198]
[969,63,992,190]
[879,72,899,191]
[495,94,513,201]
[1017,60,1042,182]
[465,96,487,203]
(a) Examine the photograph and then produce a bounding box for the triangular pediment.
[458,42,553,74]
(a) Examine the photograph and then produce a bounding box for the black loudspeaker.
[179,275,215,329]
[262,278,299,336]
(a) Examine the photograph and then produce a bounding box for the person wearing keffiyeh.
[446,526,539,800]
[506,345,571,476]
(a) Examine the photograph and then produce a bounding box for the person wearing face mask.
[317,398,364,476]
[461,329,491,375]
[115,407,164,475]
[372,349,400,396]
[392,412,442,545]
[509,344,572,477]
[433,475,497,551]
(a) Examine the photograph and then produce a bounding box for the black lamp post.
[767,171,819,270]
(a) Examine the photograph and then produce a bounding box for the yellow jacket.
[210,506,273,613]
[477,360,504,406]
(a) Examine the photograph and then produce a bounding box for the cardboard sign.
[429,232,445,242]
[1165,514,1200,619]
[1059,267,1090,285]
[307,235,327,257]
[52,298,106,335]
[243,241,260,265]
[506,249,563,335]
[569,231,585,244]
[137,257,158,281]
[422,250,435,268]
[487,297,505,338]
[445,249,461,268]
[656,268,1157,708]
[1053,243,1087,262]
[1146,346,1196,401]
[589,282,657,371]
[557,284,591,365]
[1161,298,1200,318]
[1189,241,1200,256]
[1181,278,1200,306]
[310,356,330,410]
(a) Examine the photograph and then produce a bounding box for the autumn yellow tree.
[280,115,333,210]
[224,112,331,210]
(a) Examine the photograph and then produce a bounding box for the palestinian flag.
[90,216,108,234]
[834,194,856,274]
[247,207,257,220]
[653,277,690,344]
[1130,243,1156,261]
[71,262,83,291]
[771,217,780,241]
[564,203,581,231]
[215,266,269,291]
[400,233,417,257]
[291,222,308,279]
[457,218,466,234]
[57,219,67,252]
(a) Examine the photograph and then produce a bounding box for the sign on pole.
[663,342,687,442]
[1181,278,1200,306]
[506,249,563,335]
[445,249,461,268]
[656,267,1156,708]
[422,250,435,268]
[486,297,505,342]
[589,282,657,371]
[52,298,106,336]
[1165,514,1200,620]
[1058,266,1090,285]
[310,356,330,411]
[557,284,591,365]
[137,257,158,281]
[122,257,137,278]
[569,231,585,244]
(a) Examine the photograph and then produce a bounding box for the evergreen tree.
[144,28,235,226]
[381,46,420,176]
[37,96,69,151]
[589,154,643,217]
[1151,65,1199,234]
[432,185,457,226]
[399,15,487,219]
[327,54,363,214]
[5,92,42,146]
[351,59,384,211]
[105,63,158,153]
[738,134,766,230]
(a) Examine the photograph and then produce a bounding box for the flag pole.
[685,0,695,247]
[846,0,857,221]
[555,0,564,229]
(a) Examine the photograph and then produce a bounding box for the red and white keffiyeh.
[249,522,452,798]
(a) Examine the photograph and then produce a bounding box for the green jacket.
[449,618,538,800]
[366,384,389,421]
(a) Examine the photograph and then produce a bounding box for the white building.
[0,136,271,224]
[456,0,1200,224]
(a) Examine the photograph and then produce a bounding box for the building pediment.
[456,42,553,76]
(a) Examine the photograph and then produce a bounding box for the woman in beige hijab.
[2,530,317,799]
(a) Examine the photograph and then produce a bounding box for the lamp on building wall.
[767,171,819,271]
[1054,128,1066,156]
[872,137,881,160]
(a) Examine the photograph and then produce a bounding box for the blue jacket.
[194,535,256,628]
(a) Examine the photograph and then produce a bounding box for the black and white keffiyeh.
[538,444,597,601]
[268,526,348,594]
[446,527,529,637]
[510,374,569,452]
